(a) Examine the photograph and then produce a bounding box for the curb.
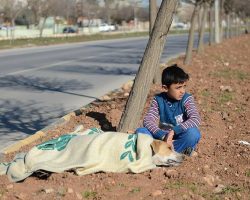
[2,108,86,155]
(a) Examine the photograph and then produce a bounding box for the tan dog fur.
[151,140,184,166]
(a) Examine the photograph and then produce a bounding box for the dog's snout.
[175,152,185,162]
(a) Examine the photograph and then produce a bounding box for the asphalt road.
[0,33,207,152]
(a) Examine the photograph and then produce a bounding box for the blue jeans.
[135,127,201,155]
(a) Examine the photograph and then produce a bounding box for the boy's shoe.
[182,147,193,156]
[191,151,198,157]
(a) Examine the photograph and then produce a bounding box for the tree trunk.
[39,17,47,38]
[214,0,220,43]
[117,0,178,132]
[197,6,203,34]
[149,0,157,33]
[226,14,230,39]
[10,18,16,42]
[219,0,224,42]
[184,3,200,65]
[209,5,214,45]
[150,0,161,85]
[197,3,208,54]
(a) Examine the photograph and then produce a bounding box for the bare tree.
[118,0,179,132]
[184,0,203,65]
[104,0,115,24]
[150,0,161,84]
[197,1,209,53]
[224,0,234,38]
[149,0,157,33]
[208,0,214,45]
[0,0,27,39]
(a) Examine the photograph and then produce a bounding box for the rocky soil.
[0,35,250,200]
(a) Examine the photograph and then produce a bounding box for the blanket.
[0,127,156,182]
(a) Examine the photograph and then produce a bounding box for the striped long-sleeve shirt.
[143,94,201,139]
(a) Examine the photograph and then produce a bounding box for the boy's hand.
[164,130,175,150]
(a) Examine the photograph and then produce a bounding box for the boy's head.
[162,64,189,100]
[162,64,189,87]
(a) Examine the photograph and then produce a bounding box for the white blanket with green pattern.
[0,128,156,182]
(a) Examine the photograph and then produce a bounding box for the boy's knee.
[185,128,201,143]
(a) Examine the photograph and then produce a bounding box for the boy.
[136,64,201,156]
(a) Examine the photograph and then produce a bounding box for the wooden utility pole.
[118,0,178,132]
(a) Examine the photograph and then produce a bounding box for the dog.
[1,126,184,182]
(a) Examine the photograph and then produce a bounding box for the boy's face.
[163,82,187,100]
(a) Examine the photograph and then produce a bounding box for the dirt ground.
[0,35,250,200]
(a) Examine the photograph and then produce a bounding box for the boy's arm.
[173,95,201,134]
[143,98,169,140]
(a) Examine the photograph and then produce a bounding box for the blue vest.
[155,92,191,127]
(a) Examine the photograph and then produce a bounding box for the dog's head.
[151,140,184,166]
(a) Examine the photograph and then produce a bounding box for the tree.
[214,0,220,43]
[208,0,214,44]
[118,0,179,132]
[104,0,115,24]
[149,0,157,33]
[0,0,27,39]
[149,0,161,84]
[224,0,234,38]
[184,0,203,64]
[197,1,209,53]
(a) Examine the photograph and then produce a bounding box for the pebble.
[164,169,178,178]
[76,192,83,199]
[122,80,134,91]
[14,193,26,200]
[236,192,242,198]
[43,188,54,194]
[67,188,74,193]
[201,165,210,174]
[6,184,13,190]
[219,85,233,92]
[221,112,230,120]
[203,174,215,186]
[213,184,225,194]
[124,92,129,97]
[99,95,111,101]
[151,190,162,197]
[57,187,66,196]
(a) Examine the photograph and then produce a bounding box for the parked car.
[0,26,7,30]
[63,27,77,33]
[172,22,188,30]
[98,23,116,32]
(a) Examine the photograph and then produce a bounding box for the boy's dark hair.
[162,64,189,87]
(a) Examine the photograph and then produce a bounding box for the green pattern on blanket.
[36,127,103,151]
[120,134,137,162]
[87,127,103,135]
[37,134,77,151]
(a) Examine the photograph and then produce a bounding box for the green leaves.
[120,134,137,162]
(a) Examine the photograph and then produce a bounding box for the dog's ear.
[151,140,162,154]
[151,140,172,156]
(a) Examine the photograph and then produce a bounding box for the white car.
[99,23,116,32]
